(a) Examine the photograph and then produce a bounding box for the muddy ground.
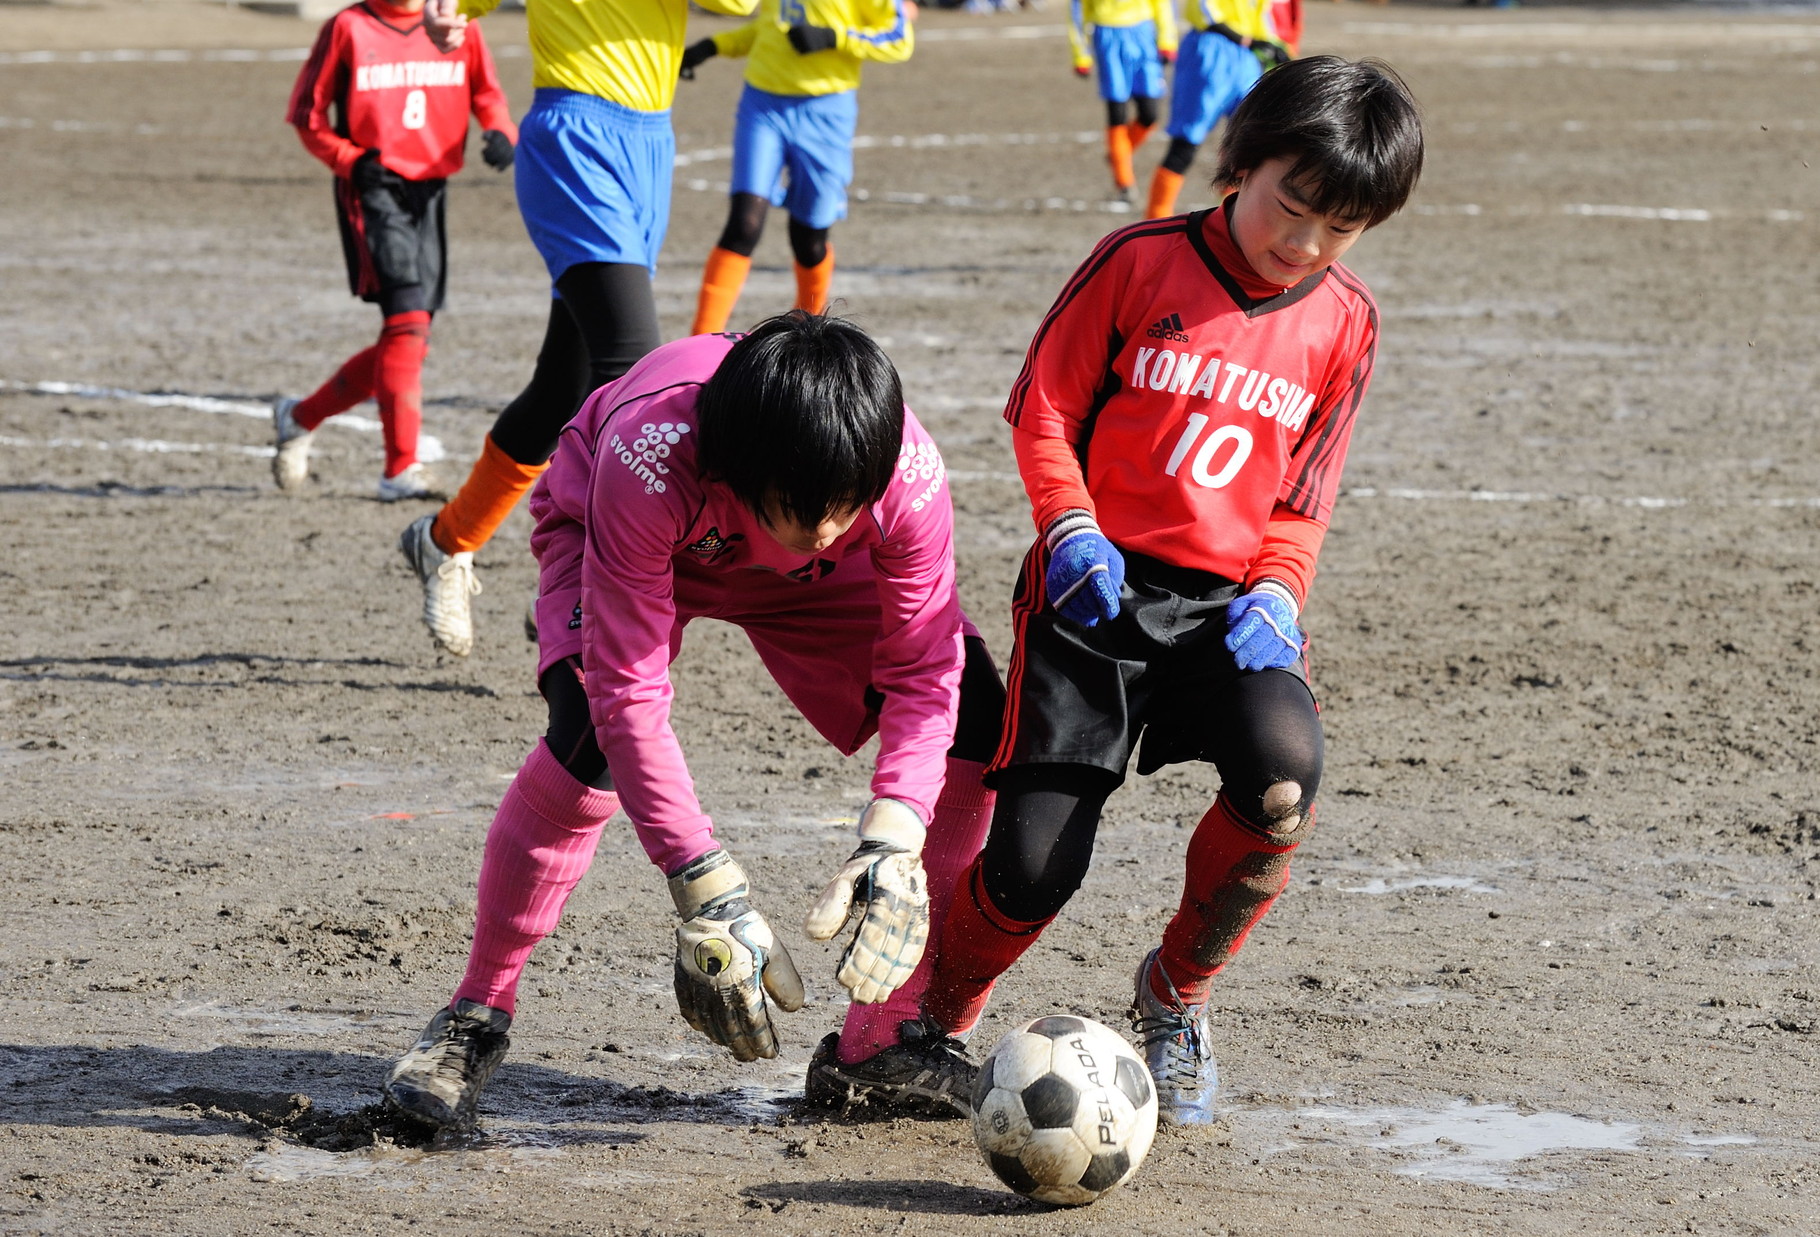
[1,1,1818,1233]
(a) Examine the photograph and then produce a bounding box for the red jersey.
[287,0,516,181]
[1005,205,1377,597]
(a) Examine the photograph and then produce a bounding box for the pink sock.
[452,740,620,1016]
[837,757,995,1064]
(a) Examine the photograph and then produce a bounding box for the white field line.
[1,381,445,461]
[677,174,1137,215]
[0,432,272,458]
[948,472,1820,509]
[1340,20,1820,41]
[0,26,1063,67]
[1413,203,1803,223]
[675,129,1100,168]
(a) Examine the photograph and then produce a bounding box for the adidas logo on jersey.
[1145,312,1191,344]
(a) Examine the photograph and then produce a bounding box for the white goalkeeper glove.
[669,849,805,1062]
[803,798,931,1004]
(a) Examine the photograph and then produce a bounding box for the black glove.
[480,129,514,171]
[1253,40,1290,70]
[679,37,717,79]
[787,23,839,54]
[351,148,398,192]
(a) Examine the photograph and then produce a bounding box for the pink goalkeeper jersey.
[529,333,964,870]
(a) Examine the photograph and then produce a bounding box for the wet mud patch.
[166,1086,438,1151]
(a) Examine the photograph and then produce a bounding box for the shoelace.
[1131,1009,1207,1086]
[436,555,482,597]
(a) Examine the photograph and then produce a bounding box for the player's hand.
[480,129,514,171]
[669,849,805,1062]
[1253,40,1290,69]
[1224,586,1303,671]
[679,37,717,80]
[787,23,840,54]
[1159,46,1176,63]
[1072,63,1092,78]
[351,149,399,192]
[803,798,931,1004]
[1043,509,1124,627]
[423,0,467,52]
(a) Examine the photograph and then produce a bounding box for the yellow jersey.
[1183,0,1273,38]
[1069,0,1178,73]
[710,0,913,97]
[459,0,760,113]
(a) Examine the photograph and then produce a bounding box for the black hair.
[1214,56,1424,227]
[695,311,905,527]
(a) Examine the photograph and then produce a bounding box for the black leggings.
[981,668,1322,922]
[1160,136,1199,176]
[714,191,831,269]
[487,261,662,466]
[541,634,1005,791]
[1106,98,1160,129]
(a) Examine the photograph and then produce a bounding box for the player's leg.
[372,286,434,501]
[810,633,1006,1114]
[1148,33,1263,219]
[1133,664,1321,1125]
[1126,93,1161,156]
[779,89,856,315]
[693,87,786,334]
[1095,26,1140,196]
[383,655,622,1129]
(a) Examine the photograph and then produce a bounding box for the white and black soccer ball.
[971,1015,1159,1206]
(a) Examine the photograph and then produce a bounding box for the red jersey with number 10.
[1005,205,1377,583]
[287,0,515,181]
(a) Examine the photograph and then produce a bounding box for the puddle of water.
[1259,1099,1642,1190]
[1682,1133,1756,1149]
[170,1001,391,1037]
[1335,875,1501,896]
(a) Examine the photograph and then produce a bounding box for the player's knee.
[1161,137,1198,175]
[716,193,769,257]
[1259,780,1314,845]
[1105,100,1130,128]
[787,220,829,269]
[1133,96,1159,128]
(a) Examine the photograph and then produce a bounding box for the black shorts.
[990,542,1313,783]
[335,175,447,312]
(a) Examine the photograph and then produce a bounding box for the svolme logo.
[1145,312,1190,344]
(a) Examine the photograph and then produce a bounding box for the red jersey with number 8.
[1005,205,1378,583]
[287,0,515,181]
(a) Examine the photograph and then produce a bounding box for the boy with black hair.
[277,0,516,501]
[382,312,1002,1128]
[913,55,1424,1126]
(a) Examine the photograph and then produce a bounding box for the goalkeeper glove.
[787,23,839,54]
[1224,584,1303,671]
[480,129,514,172]
[1043,509,1124,628]
[679,37,717,79]
[1253,40,1291,70]
[803,798,931,1004]
[669,849,804,1062]
[350,149,399,192]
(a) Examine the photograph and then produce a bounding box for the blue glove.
[1044,510,1125,628]
[1224,587,1302,671]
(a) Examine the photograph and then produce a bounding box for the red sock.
[1154,794,1301,1008]
[375,310,430,477]
[452,740,620,1016]
[838,758,995,1064]
[920,858,1053,1036]
[292,346,378,431]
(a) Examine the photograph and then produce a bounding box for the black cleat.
[382,999,512,1130]
[804,1020,977,1119]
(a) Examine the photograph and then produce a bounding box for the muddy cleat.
[1128,949,1218,1126]
[377,462,439,503]
[382,999,512,1130]
[399,513,481,656]
[804,1020,977,1118]
[271,397,312,492]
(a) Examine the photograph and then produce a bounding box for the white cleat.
[377,462,440,503]
[399,513,481,657]
[271,397,313,492]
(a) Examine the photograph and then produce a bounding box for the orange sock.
[1146,167,1185,219]
[1126,120,1156,151]
[430,435,549,556]
[690,247,751,336]
[793,247,834,315]
[1106,125,1135,190]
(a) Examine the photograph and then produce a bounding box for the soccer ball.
[971,1015,1159,1206]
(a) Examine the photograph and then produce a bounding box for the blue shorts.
[729,85,858,231]
[1166,29,1263,146]
[515,88,675,283]
[1093,22,1165,103]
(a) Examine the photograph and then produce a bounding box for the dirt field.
[2,0,1818,1232]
